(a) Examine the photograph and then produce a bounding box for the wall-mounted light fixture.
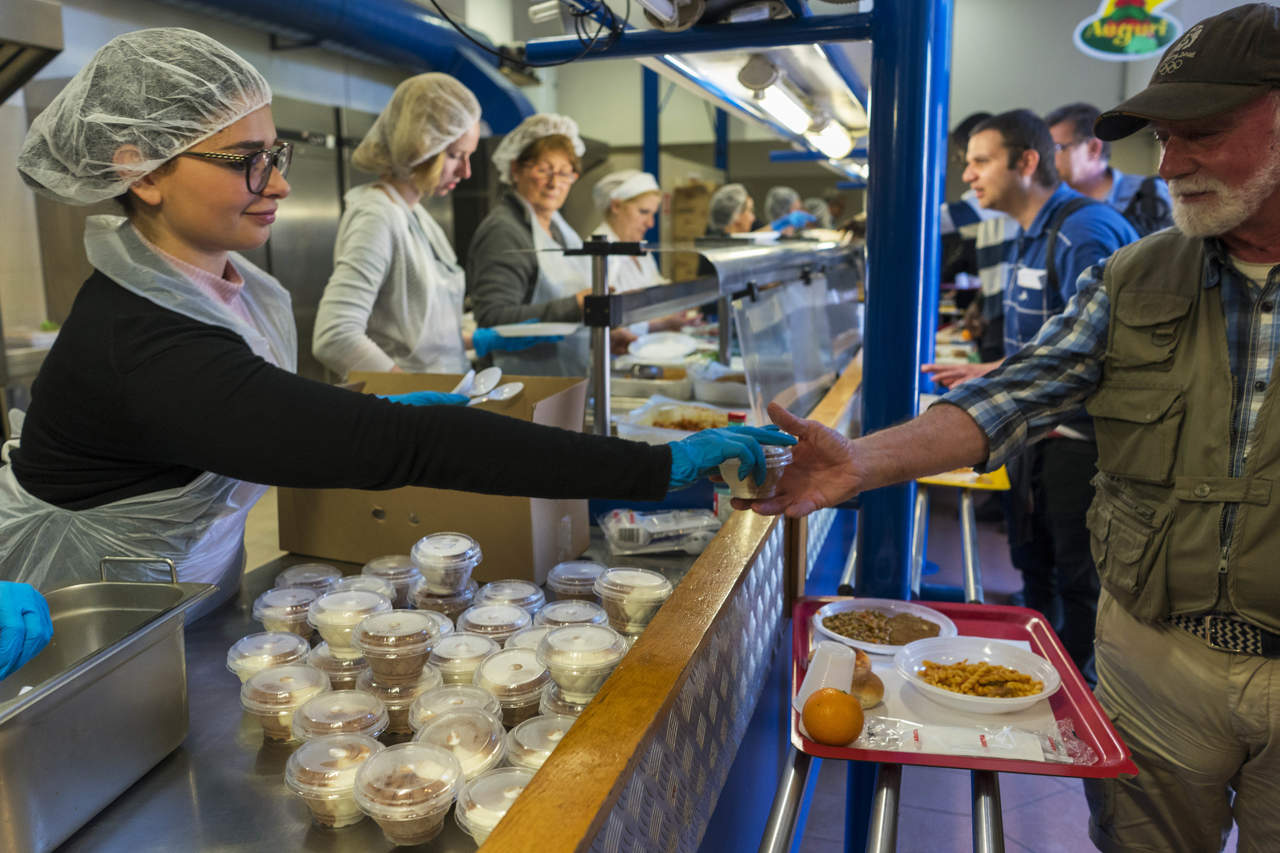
[738,54,813,135]
[805,117,854,159]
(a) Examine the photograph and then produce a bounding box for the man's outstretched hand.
[732,402,862,517]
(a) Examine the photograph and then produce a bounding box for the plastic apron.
[493,197,593,377]
[0,216,297,606]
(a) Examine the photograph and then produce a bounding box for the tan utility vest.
[1084,230,1280,631]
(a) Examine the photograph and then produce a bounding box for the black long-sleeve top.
[12,271,670,510]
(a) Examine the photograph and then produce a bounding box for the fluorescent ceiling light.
[635,0,678,23]
[754,84,811,135]
[806,119,854,159]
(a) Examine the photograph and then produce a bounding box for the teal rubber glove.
[667,425,797,492]
[473,325,563,358]
[0,582,52,680]
[378,391,469,406]
[770,210,818,232]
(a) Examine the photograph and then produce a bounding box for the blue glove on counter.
[378,391,469,406]
[0,581,52,680]
[473,323,564,358]
[770,210,817,232]
[667,425,797,492]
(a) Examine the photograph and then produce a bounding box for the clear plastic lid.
[534,600,608,629]
[408,684,502,732]
[418,609,454,638]
[505,713,574,771]
[226,631,311,680]
[252,586,318,623]
[411,577,478,613]
[593,567,674,603]
[285,733,384,798]
[352,742,463,819]
[539,682,589,717]
[292,689,389,740]
[362,554,420,583]
[454,766,535,838]
[356,666,444,711]
[473,648,550,702]
[456,604,531,642]
[536,624,627,671]
[240,664,331,713]
[410,532,482,570]
[476,579,546,614]
[308,590,393,629]
[352,610,442,657]
[308,643,369,684]
[331,574,396,600]
[412,708,507,779]
[427,633,501,676]
[274,562,343,593]
[505,625,554,652]
[762,444,793,465]
[546,560,606,594]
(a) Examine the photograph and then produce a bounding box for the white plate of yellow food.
[893,636,1061,715]
[811,598,957,657]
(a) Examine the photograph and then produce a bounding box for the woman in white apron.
[312,74,541,378]
[2,29,793,621]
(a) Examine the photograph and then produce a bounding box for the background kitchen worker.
[705,183,756,237]
[0,582,51,679]
[3,28,794,613]
[764,185,816,236]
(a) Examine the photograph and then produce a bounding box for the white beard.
[1168,123,1280,238]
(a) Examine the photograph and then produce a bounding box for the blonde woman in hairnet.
[5,29,792,611]
[313,73,541,377]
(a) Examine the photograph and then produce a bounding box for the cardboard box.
[277,372,590,585]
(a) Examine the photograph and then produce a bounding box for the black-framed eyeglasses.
[179,142,294,194]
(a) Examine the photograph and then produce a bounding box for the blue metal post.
[714,109,729,172]
[643,68,661,245]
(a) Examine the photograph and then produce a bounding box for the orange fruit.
[802,687,864,746]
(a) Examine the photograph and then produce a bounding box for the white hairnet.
[765,186,801,222]
[352,73,481,180]
[592,169,660,213]
[17,28,271,206]
[708,183,750,230]
[804,197,832,228]
[491,113,585,185]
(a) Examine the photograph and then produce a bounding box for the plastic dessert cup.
[505,713,574,771]
[240,664,331,743]
[454,766,535,845]
[534,600,608,629]
[473,647,551,727]
[593,568,674,635]
[352,610,442,684]
[285,733,383,829]
[225,631,310,683]
[408,684,502,733]
[353,742,463,846]
[361,554,421,609]
[505,625,555,652]
[546,560,606,602]
[251,586,318,638]
[456,604,531,647]
[355,666,444,737]
[308,642,370,691]
[475,579,546,615]
[308,590,393,661]
[536,624,628,704]
[539,682,590,717]
[412,707,507,779]
[292,689,390,741]
[410,532,482,595]
[274,562,343,594]
[718,444,792,499]
[410,577,477,622]
[330,574,395,601]
[428,632,501,686]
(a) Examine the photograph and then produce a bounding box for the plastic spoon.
[467,381,524,406]
[449,369,476,396]
[469,366,502,397]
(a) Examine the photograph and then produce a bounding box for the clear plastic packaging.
[251,586,318,638]
[353,742,463,846]
[505,625,555,652]
[412,707,507,779]
[539,682,590,717]
[410,577,478,622]
[240,664,331,743]
[356,667,444,736]
[534,600,608,629]
[593,567,674,635]
[291,689,389,741]
[718,444,793,499]
[475,579,546,615]
[352,610,443,684]
[361,554,422,608]
[473,647,551,727]
[274,562,343,594]
[428,632,502,685]
[454,766,534,845]
[852,716,1098,765]
[505,713,574,771]
[410,532,482,595]
[456,604,531,646]
[225,631,310,683]
[546,560,606,602]
[330,574,396,601]
[307,590,393,660]
[536,624,627,703]
[308,642,370,691]
[408,683,502,732]
[599,509,720,555]
[284,733,383,828]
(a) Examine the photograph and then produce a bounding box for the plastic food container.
[545,560,606,602]
[251,587,318,638]
[292,689,389,741]
[356,667,444,736]
[408,684,502,732]
[352,610,442,684]
[225,631,310,683]
[240,664,331,743]
[330,574,396,601]
[428,632,501,685]
[454,766,535,845]
[412,707,506,779]
[505,625,554,652]
[284,733,383,828]
[539,682,590,717]
[536,624,627,703]
[534,600,608,629]
[473,647,551,727]
[353,742,463,846]
[410,532,482,595]
[476,579,546,615]
[718,444,792,499]
[456,604,531,647]
[361,554,421,608]
[505,713,574,771]
[593,568,674,635]
[274,563,343,594]
[410,577,478,622]
[308,642,370,691]
[308,590,393,660]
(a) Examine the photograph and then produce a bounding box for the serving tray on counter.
[791,597,1138,778]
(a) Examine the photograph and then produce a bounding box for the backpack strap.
[1044,197,1095,295]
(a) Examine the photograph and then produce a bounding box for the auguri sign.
[1074,0,1184,61]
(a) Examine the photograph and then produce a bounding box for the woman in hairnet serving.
[0,29,793,612]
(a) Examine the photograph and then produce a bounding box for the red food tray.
[792,597,1137,778]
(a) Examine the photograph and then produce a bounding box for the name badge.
[1016,267,1045,290]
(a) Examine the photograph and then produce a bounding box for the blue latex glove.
[378,391,469,406]
[0,582,52,680]
[770,210,818,232]
[667,425,797,492]
[473,322,564,358]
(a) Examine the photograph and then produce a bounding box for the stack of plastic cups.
[407,683,502,734]
[352,610,442,684]
[285,734,384,828]
[252,587,318,639]
[225,632,311,683]
[410,532,482,603]
[593,567,674,643]
[539,682,590,717]
[456,604,531,647]
[505,713,575,771]
[307,590,392,661]
[475,579,546,616]
[361,554,422,609]
[545,560,606,602]
[505,624,554,652]
[274,563,343,595]
[308,642,370,690]
[454,766,535,845]
[536,624,628,706]
[240,664,331,743]
[413,707,507,779]
[410,577,478,623]
[353,742,463,846]
[534,600,608,629]
[473,647,551,727]
[356,666,443,739]
[330,574,395,601]
[428,633,501,685]
[291,690,389,741]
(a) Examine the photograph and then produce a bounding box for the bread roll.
[850,671,884,709]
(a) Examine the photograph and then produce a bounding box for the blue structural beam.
[835,180,866,190]
[778,0,871,120]
[643,68,661,244]
[715,109,729,172]
[769,147,869,162]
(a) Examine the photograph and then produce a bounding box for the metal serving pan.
[0,558,215,853]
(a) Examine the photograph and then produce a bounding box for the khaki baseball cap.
[1095,3,1280,141]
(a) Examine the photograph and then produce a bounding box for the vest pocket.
[1109,290,1192,369]
[1085,384,1184,485]
[1086,475,1172,622]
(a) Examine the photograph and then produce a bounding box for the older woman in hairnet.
[312,73,539,377]
[705,183,756,237]
[764,186,817,236]
[2,28,794,613]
